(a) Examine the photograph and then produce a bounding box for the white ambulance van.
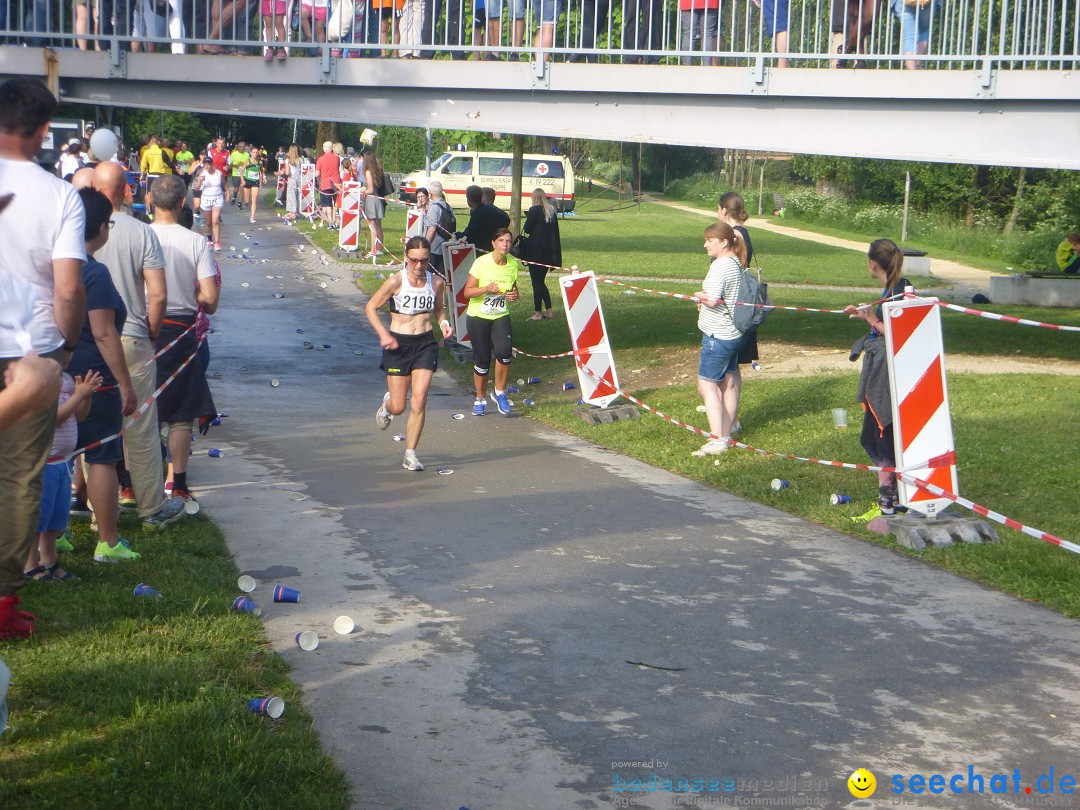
[399,151,575,213]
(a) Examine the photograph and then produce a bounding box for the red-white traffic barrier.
[560,271,620,407]
[299,164,317,218]
[406,206,425,240]
[570,359,1073,553]
[338,180,362,253]
[884,296,958,517]
[443,241,475,347]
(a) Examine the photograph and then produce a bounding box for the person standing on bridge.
[366,236,453,471]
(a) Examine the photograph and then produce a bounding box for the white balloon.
[89,129,118,162]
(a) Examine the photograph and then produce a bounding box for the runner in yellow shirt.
[229,142,250,210]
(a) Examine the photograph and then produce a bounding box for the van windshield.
[430,153,453,172]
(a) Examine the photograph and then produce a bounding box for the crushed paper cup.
[134,583,163,599]
[437,468,454,475]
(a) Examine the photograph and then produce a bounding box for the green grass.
[758,213,1011,273]
[0,513,351,809]
[349,198,1080,619]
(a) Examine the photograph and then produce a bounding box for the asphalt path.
[194,204,1080,810]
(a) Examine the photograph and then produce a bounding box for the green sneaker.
[55,532,75,552]
[94,538,142,563]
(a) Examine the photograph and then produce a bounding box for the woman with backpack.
[363,153,389,259]
[690,221,747,458]
[717,191,755,433]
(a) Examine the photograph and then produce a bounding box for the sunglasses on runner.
[406,255,430,265]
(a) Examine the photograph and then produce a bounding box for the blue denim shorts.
[485,0,525,18]
[698,333,743,383]
[37,462,73,533]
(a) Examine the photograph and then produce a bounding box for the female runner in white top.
[364,235,454,471]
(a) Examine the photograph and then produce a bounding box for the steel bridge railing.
[1,0,1077,71]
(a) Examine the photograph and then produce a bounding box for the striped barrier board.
[406,206,425,239]
[883,296,959,516]
[338,180,362,252]
[299,163,317,217]
[444,241,475,347]
[560,271,620,408]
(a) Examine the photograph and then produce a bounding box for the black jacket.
[462,203,510,252]
[522,204,562,269]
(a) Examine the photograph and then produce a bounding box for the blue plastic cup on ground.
[527,377,540,385]
[208,448,224,458]
[771,479,790,491]
[233,596,262,616]
[563,382,575,391]
[508,385,519,393]
[134,583,162,599]
[831,494,853,505]
[273,585,300,603]
[210,417,221,427]
[247,696,285,719]
[523,399,534,406]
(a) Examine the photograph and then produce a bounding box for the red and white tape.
[571,359,1074,554]
[909,294,1080,332]
[49,339,204,464]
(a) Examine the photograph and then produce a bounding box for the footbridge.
[2,1,1078,168]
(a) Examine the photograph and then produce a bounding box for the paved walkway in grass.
[194,204,1080,810]
[637,195,1004,297]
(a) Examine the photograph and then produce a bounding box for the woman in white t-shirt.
[690,221,747,458]
[193,156,225,251]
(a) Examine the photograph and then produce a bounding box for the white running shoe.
[402,451,424,471]
[691,439,730,457]
[376,392,393,430]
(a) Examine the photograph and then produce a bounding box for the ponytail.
[718,191,749,223]
[868,238,904,290]
[704,221,748,268]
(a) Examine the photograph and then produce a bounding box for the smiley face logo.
[848,768,876,798]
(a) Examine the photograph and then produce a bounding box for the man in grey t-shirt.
[91,161,186,530]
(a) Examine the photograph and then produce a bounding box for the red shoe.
[172,488,197,503]
[0,594,36,640]
[120,487,137,508]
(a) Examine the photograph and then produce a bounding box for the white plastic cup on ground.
[832,408,849,429]
[237,575,256,593]
[333,616,355,635]
[184,499,200,515]
[295,630,319,651]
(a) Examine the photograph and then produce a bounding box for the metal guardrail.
[1,0,1077,70]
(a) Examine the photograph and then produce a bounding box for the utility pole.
[510,135,524,234]
[902,171,911,242]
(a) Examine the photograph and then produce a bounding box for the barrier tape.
[96,323,197,392]
[48,338,204,464]
[909,294,1080,333]
[512,343,608,360]
[570,359,1073,552]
